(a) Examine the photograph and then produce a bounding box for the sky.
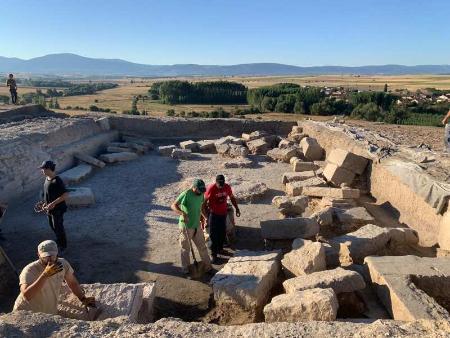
[1,0,449,66]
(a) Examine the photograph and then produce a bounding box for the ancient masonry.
[0,104,450,337]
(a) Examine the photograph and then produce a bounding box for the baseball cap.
[38,240,58,257]
[216,174,225,183]
[193,178,206,193]
[39,160,56,170]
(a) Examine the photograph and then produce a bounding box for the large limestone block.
[311,207,334,227]
[282,171,316,184]
[246,138,270,155]
[179,140,199,151]
[158,145,177,156]
[282,239,326,277]
[242,131,268,141]
[279,138,295,149]
[211,250,281,311]
[223,158,253,168]
[272,195,309,215]
[264,288,338,322]
[388,227,419,245]
[329,224,390,264]
[99,152,138,163]
[323,163,356,187]
[335,207,375,228]
[327,149,369,175]
[74,153,106,168]
[107,146,134,153]
[58,282,156,323]
[260,218,319,240]
[197,140,217,153]
[297,186,360,199]
[288,132,308,143]
[66,187,95,207]
[171,148,193,160]
[300,137,323,161]
[292,159,320,172]
[217,144,249,158]
[60,164,93,185]
[292,126,303,134]
[283,267,366,294]
[285,177,327,196]
[215,136,244,146]
[267,147,299,163]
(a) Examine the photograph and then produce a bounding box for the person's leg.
[217,215,227,254]
[48,214,55,233]
[52,211,67,249]
[10,90,17,104]
[209,213,219,260]
[179,228,192,273]
[192,228,212,269]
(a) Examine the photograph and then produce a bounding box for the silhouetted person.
[6,74,17,104]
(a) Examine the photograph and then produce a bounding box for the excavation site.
[1,104,450,337]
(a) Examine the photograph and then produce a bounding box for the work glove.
[43,261,63,277]
[80,296,96,308]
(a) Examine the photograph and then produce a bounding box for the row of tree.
[149,80,247,104]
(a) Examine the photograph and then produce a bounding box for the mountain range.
[1,53,450,77]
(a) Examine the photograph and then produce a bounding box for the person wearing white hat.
[13,240,95,314]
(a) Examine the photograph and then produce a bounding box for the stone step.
[260,217,319,240]
[66,187,95,207]
[59,164,93,185]
[99,152,138,163]
[74,153,106,168]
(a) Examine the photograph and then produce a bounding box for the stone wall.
[0,116,118,203]
[300,120,444,246]
[108,115,296,139]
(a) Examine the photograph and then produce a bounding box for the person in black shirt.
[6,74,18,104]
[39,160,68,251]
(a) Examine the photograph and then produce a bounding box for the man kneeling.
[13,240,95,315]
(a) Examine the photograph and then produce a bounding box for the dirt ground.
[0,151,289,321]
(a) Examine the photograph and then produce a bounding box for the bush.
[351,102,382,121]
[166,109,175,116]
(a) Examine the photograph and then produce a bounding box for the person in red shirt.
[204,174,240,264]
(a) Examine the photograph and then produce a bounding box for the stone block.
[282,239,326,277]
[106,146,134,153]
[323,163,356,187]
[279,139,295,149]
[267,147,299,163]
[287,133,307,143]
[179,140,199,151]
[242,131,268,141]
[292,160,320,172]
[297,186,360,199]
[66,187,95,207]
[158,145,177,156]
[327,149,369,175]
[292,126,303,134]
[60,164,93,185]
[389,227,419,245]
[260,218,319,240]
[300,137,323,161]
[438,211,450,251]
[99,152,138,163]
[272,195,308,215]
[246,138,270,155]
[222,158,253,168]
[329,224,390,264]
[311,207,334,226]
[211,250,281,311]
[215,136,244,146]
[217,144,249,158]
[335,207,375,228]
[171,148,193,160]
[282,171,316,184]
[233,182,268,202]
[58,282,156,323]
[197,140,217,153]
[285,177,327,197]
[74,153,106,168]
[122,136,155,150]
[283,267,366,294]
[264,288,338,322]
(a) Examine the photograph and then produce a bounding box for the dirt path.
[1,152,290,319]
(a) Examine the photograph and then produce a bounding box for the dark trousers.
[47,210,67,249]
[209,213,227,257]
[10,90,17,104]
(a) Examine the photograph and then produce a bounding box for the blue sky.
[1,0,449,66]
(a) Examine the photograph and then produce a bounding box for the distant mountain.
[1,53,450,77]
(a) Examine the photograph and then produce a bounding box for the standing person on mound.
[6,73,18,104]
[39,160,69,252]
[13,240,95,315]
[204,175,240,265]
[171,179,212,276]
[442,109,450,152]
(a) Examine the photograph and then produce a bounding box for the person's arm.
[171,200,188,224]
[46,192,68,211]
[20,262,63,301]
[443,110,450,125]
[64,270,95,306]
[229,195,241,217]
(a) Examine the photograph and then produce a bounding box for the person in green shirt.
[171,179,212,275]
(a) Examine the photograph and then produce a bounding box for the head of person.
[215,174,225,188]
[8,73,13,79]
[192,178,206,195]
[39,160,56,176]
[37,240,58,266]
